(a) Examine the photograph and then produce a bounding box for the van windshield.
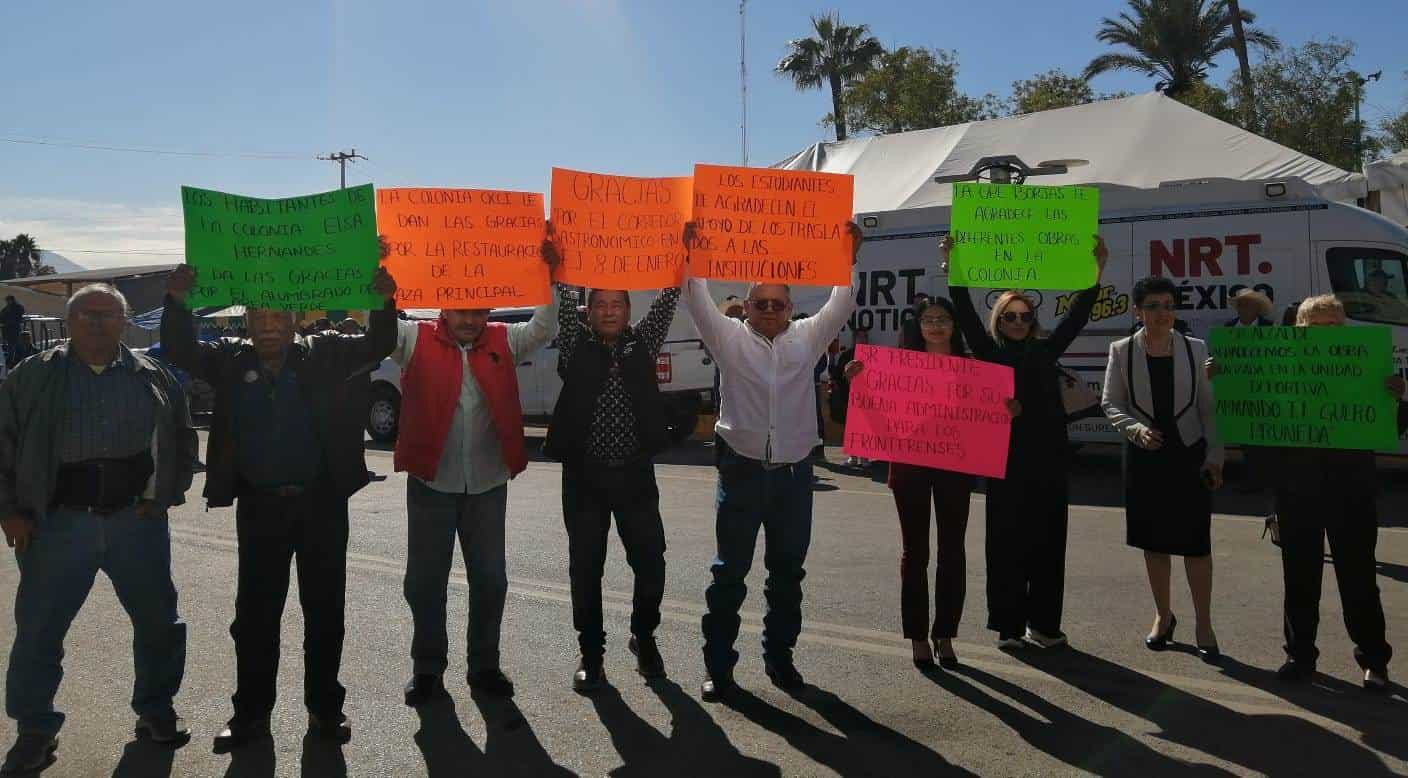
[1326,247,1408,326]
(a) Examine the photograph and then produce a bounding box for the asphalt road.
[1,435,1405,777]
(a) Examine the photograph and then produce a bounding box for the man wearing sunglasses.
[681,220,863,701]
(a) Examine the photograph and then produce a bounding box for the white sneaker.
[1025,628,1068,648]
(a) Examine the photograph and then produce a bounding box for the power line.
[0,135,313,160]
[318,149,367,188]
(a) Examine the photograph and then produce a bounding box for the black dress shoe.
[1145,614,1177,651]
[912,656,937,671]
[700,671,737,702]
[467,668,515,698]
[213,719,271,753]
[1,733,57,775]
[404,674,447,707]
[308,713,351,744]
[573,660,606,693]
[1277,659,1316,681]
[629,635,666,679]
[135,714,191,745]
[763,657,806,690]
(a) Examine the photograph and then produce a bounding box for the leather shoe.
[629,635,666,679]
[572,659,606,693]
[308,713,351,744]
[213,719,270,753]
[403,674,447,707]
[763,657,806,691]
[467,668,515,698]
[700,671,737,703]
[1276,659,1316,681]
[135,714,190,745]
[1,733,57,775]
[1145,614,1176,651]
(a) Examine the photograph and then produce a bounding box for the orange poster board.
[549,167,692,290]
[690,164,855,285]
[376,187,551,309]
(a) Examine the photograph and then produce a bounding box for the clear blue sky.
[2,0,1404,267]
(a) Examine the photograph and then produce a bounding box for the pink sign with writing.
[843,344,1015,478]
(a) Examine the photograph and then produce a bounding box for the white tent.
[775,92,1367,212]
[1367,151,1408,227]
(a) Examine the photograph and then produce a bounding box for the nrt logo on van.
[1148,233,1277,311]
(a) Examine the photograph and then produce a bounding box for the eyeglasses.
[998,311,1035,324]
[1139,302,1176,312]
[919,317,954,328]
[748,299,788,312]
[72,309,125,323]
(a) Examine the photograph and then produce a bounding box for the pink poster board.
[842,344,1015,479]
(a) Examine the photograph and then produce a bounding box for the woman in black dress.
[1102,276,1224,657]
[943,233,1107,650]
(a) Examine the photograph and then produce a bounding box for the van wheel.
[665,408,698,444]
[367,383,400,444]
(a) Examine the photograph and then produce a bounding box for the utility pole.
[318,148,367,189]
[740,0,749,166]
[1351,71,1382,172]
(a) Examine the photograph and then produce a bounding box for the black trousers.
[1277,492,1392,672]
[230,488,349,722]
[985,476,1069,637]
[561,460,666,663]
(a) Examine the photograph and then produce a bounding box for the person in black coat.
[943,233,1108,650]
[1260,295,1404,691]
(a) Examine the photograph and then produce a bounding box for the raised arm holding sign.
[549,167,691,291]
[948,182,1100,290]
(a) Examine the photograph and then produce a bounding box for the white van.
[365,295,717,444]
[833,177,1408,447]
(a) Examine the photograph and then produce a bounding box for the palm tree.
[0,240,11,281]
[8,234,41,278]
[1226,0,1256,126]
[1083,0,1278,97]
[775,13,885,141]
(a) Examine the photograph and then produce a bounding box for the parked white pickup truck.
[365,302,717,444]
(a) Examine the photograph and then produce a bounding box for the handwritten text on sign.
[690,164,854,286]
[181,184,380,310]
[948,183,1099,290]
[377,188,550,309]
[843,345,1015,478]
[549,168,691,291]
[1209,325,1398,451]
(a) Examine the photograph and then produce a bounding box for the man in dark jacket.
[1,283,197,774]
[544,283,679,692]
[161,264,398,751]
[0,295,24,369]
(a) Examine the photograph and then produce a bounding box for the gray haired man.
[0,284,198,774]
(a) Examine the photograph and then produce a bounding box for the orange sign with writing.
[690,164,854,285]
[377,187,550,309]
[549,167,692,291]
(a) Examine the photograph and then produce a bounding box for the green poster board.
[181,184,380,310]
[1209,325,1398,450]
[948,182,1100,290]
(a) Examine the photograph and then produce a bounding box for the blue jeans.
[701,445,813,675]
[404,479,508,676]
[6,506,186,735]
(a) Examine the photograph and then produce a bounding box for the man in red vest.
[395,238,559,706]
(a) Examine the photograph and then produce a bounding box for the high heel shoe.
[1197,644,1221,661]
[1145,614,1176,651]
[934,640,959,670]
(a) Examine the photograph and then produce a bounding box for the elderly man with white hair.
[161,264,398,752]
[0,283,198,774]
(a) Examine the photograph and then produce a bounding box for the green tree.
[1233,39,1364,169]
[1381,112,1408,155]
[1008,69,1132,115]
[1172,80,1238,124]
[838,47,1000,134]
[0,234,50,280]
[775,13,885,141]
[1083,0,1279,96]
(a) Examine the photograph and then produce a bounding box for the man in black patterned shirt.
[544,284,680,692]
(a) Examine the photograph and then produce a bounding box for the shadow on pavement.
[1011,647,1401,776]
[110,738,177,778]
[935,663,1230,776]
[467,690,574,777]
[723,683,976,777]
[299,732,347,778]
[587,678,780,777]
[221,735,275,778]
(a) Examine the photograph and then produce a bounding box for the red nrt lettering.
[1224,234,1262,274]
[1150,239,1185,276]
[1188,237,1223,277]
